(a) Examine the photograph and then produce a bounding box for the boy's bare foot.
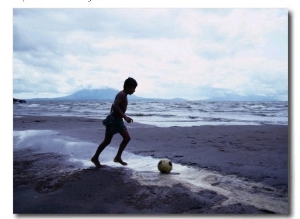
[114,157,128,166]
[91,157,102,168]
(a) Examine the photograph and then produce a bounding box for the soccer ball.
[157,158,172,174]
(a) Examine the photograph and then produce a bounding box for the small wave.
[130,113,175,117]
[188,116,199,119]
[254,113,268,117]
[130,113,156,117]
[27,103,40,107]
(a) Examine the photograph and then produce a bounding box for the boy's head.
[123,77,137,95]
[124,77,138,89]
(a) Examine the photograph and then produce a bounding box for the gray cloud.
[13,8,288,100]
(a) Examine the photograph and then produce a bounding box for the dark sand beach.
[13,116,289,214]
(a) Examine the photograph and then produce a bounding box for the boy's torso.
[111,91,128,118]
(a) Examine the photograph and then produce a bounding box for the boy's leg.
[91,130,113,168]
[114,129,131,166]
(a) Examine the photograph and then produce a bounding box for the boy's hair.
[124,77,138,88]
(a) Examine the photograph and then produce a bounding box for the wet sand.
[13,115,289,214]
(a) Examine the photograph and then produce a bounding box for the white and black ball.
[157,158,172,174]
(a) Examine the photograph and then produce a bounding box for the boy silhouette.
[91,77,138,168]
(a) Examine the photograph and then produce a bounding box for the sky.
[13,8,288,100]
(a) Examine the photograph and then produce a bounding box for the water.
[13,100,288,127]
[13,130,288,214]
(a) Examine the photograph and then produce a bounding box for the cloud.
[13,8,288,100]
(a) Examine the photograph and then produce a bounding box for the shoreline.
[13,115,289,214]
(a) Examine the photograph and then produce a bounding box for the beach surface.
[13,115,289,214]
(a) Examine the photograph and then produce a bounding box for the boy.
[91,77,138,168]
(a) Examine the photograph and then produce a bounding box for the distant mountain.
[57,88,119,100]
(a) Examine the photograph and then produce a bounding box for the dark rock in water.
[13,98,26,104]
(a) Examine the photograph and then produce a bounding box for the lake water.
[13,100,288,127]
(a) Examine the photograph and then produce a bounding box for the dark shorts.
[102,114,126,135]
